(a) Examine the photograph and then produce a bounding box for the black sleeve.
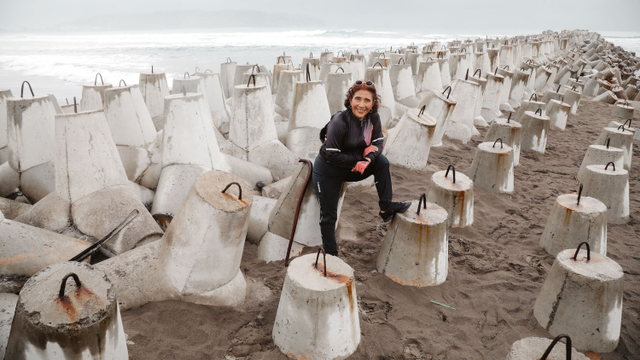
[365,113,384,162]
[323,115,365,169]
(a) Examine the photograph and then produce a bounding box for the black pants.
[312,154,392,256]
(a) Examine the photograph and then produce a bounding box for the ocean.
[0,29,638,103]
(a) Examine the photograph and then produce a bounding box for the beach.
[121,97,640,360]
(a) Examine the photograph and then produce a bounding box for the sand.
[121,97,640,359]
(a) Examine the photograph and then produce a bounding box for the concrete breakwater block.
[520,109,551,154]
[577,143,624,183]
[80,74,112,112]
[383,106,436,170]
[581,163,629,224]
[417,86,457,147]
[4,262,128,359]
[273,251,360,360]
[468,139,514,194]
[377,198,449,286]
[594,126,633,171]
[139,70,170,131]
[504,336,589,360]
[426,166,473,227]
[533,244,624,353]
[539,188,607,257]
[274,70,302,119]
[545,99,571,131]
[483,115,522,166]
[194,69,231,129]
[0,89,13,164]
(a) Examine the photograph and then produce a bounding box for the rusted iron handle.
[397,58,405,65]
[337,50,344,57]
[445,165,456,183]
[605,162,615,171]
[277,56,285,64]
[94,73,104,86]
[226,57,232,62]
[59,273,82,298]
[442,86,452,99]
[418,105,426,117]
[577,184,583,205]
[306,63,311,82]
[379,53,386,59]
[73,97,77,114]
[184,71,190,79]
[507,112,512,123]
[617,124,627,132]
[605,137,610,149]
[573,242,591,262]
[119,79,127,87]
[623,118,632,128]
[530,93,538,101]
[465,69,469,81]
[557,84,561,93]
[221,182,242,200]
[373,62,383,69]
[335,67,344,73]
[473,69,481,77]
[417,194,427,215]
[438,51,444,59]
[287,60,294,67]
[503,65,510,70]
[151,65,154,74]
[20,81,34,98]
[495,67,498,75]
[70,209,139,262]
[252,64,261,74]
[535,108,543,116]
[205,69,212,73]
[315,247,327,277]
[493,138,503,148]
[247,74,256,88]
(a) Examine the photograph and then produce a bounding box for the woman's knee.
[376,154,390,168]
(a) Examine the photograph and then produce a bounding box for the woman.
[313,80,410,257]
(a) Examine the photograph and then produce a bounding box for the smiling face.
[349,89,374,121]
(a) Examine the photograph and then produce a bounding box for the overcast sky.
[1,0,639,32]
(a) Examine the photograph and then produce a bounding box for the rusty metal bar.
[221,182,243,200]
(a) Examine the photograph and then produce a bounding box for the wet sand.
[122,97,640,359]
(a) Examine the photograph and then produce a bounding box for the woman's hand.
[363,145,378,157]
[351,161,369,175]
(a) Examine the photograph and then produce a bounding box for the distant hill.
[52,10,325,31]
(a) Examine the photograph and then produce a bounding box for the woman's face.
[349,89,374,120]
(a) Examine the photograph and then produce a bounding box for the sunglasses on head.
[354,80,374,88]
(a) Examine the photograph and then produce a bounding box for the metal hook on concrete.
[417,194,427,215]
[309,52,313,58]
[445,165,456,183]
[465,69,469,81]
[493,138,503,148]
[373,62,384,69]
[418,105,426,117]
[617,124,627,132]
[605,162,616,171]
[246,74,256,88]
[277,56,285,64]
[195,66,200,73]
[535,108,543,116]
[350,54,355,61]
[287,60,294,69]
[285,159,313,267]
[184,72,190,79]
[335,67,344,73]
[20,81,34,98]
[94,73,104,86]
[315,247,328,277]
[119,79,127,87]
[495,67,498,75]
[573,242,591,262]
[442,86,452,99]
[204,69,212,73]
[577,184,583,205]
[503,65,510,70]
[337,50,344,57]
[397,58,405,65]
[623,118,632,128]
[252,65,260,74]
[306,63,311,82]
[557,84,561,92]
[438,51,444,59]
[73,97,77,113]
[530,93,538,101]
[70,209,139,262]
[507,112,512,123]
[473,69,481,78]
[59,273,82,299]
[605,137,610,149]
[226,57,232,63]
[221,182,243,200]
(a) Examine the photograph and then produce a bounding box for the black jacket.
[318,109,384,169]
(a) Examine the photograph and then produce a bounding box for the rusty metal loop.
[287,60,294,67]
[20,81,34,98]
[252,64,261,74]
[573,242,591,262]
[623,118,632,128]
[337,50,344,57]
[305,63,311,82]
[246,74,256,88]
[418,105,426,117]
[617,124,627,132]
[373,62,384,69]
[417,194,427,215]
[460,47,467,53]
[605,137,610,149]
[503,65,510,70]
[397,58,406,65]
[285,159,313,267]
[221,182,242,200]
[577,183,583,205]
[495,67,498,75]
[530,93,538,101]
[557,84,561,92]
[195,66,200,73]
[59,273,82,299]
[507,112,512,123]
[204,69,213,73]
[493,138,503,148]
[438,51,444,59]
[426,57,433,61]
[119,79,127,87]
[184,72,190,79]
[277,56,285,64]
[535,108,543,116]
[335,67,345,73]
[94,73,104,86]
[73,97,77,113]
[473,69,481,77]
[315,247,328,277]
[151,65,154,74]
[226,57,232,62]
[445,165,456,183]
[350,54,355,61]
[605,162,616,171]
[465,69,469,81]
[65,98,69,105]
[442,86,452,99]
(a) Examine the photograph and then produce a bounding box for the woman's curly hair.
[344,81,381,114]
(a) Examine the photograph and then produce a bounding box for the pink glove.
[363,145,378,157]
[351,161,369,175]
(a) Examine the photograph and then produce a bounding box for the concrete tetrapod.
[581,163,629,224]
[545,99,571,131]
[274,70,302,119]
[577,143,624,183]
[365,64,398,119]
[377,198,449,286]
[514,94,546,123]
[390,60,420,108]
[5,83,57,202]
[594,127,633,171]
[417,86,457,147]
[468,70,488,127]
[611,102,634,119]
[0,89,12,164]
[520,109,551,154]
[563,87,582,115]
[426,166,473,228]
[194,69,231,130]
[605,119,638,141]
[103,84,158,182]
[139,69,170,131]
[483,114,522,166]
[507,67,530,108]
[287,77,330,132]
[273,251,360,360]
[540,188,608,257]
[468,139,514,194]
[496,66,514,111]
[504,336,589,360]
[415,58,443,97]
[480,71,505,123]
[220,58,237,99]
[533,244,624,353]
[80,73,112,111]
[444,77,480,144]
[4,262,128,360]
[325,70,352,114]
